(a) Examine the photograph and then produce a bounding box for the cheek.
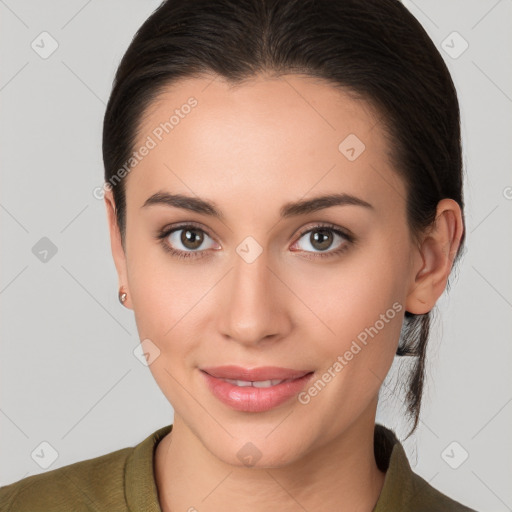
[128,263,209,342]
[293,250,406,338]
[285,237,409,387]
[289,253,406,419]
[126,253,208,399]
[126,243,227,381]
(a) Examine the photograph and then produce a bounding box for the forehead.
[127,73,405,216]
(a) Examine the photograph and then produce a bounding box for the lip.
[201,365,311,381]
[200,366,314,413]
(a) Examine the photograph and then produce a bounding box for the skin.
[104,73,463,511]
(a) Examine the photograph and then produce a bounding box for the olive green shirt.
[0,423,477,511]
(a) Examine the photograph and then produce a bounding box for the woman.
[0,0,477,510]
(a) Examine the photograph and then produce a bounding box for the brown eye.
[160,225,217,255]
[156,222,221,261]
[309,229,334,251]
[180,228,204,250]
[292,224,353,259]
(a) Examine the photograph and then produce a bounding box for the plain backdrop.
[1,1,511,510]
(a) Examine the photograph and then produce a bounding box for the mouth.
[200,365,312,381]
[200,366,315,412]
[217,377,300,388]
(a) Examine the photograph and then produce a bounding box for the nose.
[217,247,292,347]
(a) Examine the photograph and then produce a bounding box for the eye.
[157,223,219,260]
[156,222,354,261]
[291,223,354,259]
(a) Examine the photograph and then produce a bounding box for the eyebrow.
[141,191,374,219]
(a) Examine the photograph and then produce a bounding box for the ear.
[104,188,132,309]
[405,198,464,315]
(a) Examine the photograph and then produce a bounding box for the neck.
[155,405,386,512]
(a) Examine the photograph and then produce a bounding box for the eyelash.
[156,222,355,261]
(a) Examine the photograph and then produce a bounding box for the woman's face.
[108,73,424,466]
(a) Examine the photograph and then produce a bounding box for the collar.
[123,423,471,511]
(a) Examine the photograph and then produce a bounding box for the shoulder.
[373,424,478,511]
[0,445,133,512]
[406,460,478,512]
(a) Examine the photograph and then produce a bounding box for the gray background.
[1,1,511,510]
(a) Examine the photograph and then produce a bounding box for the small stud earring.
[118,288,128,305]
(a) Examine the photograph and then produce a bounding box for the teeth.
[223,378,287,388]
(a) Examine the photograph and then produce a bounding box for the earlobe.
[405,199,464,315]
[104,189,132,309]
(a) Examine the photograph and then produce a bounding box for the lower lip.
[201,370,314,412]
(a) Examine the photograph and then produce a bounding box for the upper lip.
[201,366,313,381]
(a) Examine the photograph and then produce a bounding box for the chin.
[208,437,307,470]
